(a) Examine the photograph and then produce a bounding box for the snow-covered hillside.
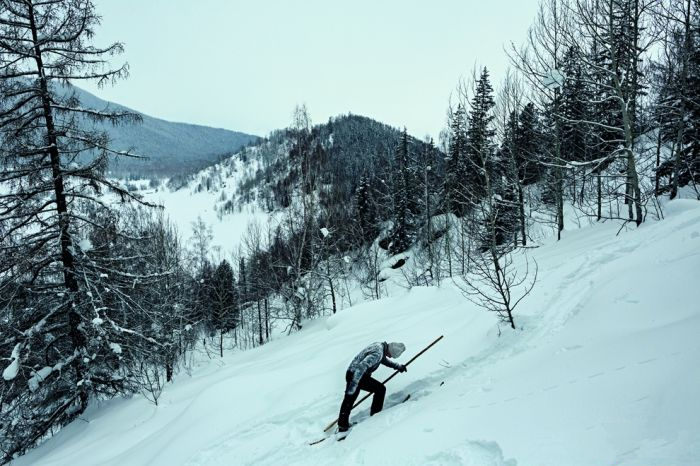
[136,152,274,254]
[13,199,700,466]
[133,113,430,254]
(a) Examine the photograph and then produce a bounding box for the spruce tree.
[515,102,544,186]
[211,260,237,357]
[356,174,378,242]
[655,0,700,197]
[390,129,414,254]
[465,68,497,204]
[445,104,468,215]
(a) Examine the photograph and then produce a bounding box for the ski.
[309,393,411,445]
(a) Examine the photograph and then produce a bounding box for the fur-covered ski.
[309,394,411,445]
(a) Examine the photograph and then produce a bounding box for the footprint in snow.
[636,358,656,365]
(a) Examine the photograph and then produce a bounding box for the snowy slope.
[135,154,270,253]
[13,200,700,466]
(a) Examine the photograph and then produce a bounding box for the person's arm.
[381,355,406,372]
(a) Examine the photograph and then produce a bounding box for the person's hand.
[398,364,407,373]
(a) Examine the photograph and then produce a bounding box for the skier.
[337,341,407,432]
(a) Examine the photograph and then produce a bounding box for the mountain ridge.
[61,84,260,178]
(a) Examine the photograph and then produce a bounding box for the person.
[337,341,407,432]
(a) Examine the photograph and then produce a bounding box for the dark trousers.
[337,370,385,429]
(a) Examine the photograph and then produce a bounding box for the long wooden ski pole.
[323,335,444,432]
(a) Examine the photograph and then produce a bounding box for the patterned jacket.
[345,342,402,395]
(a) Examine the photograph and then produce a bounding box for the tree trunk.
[518,183,526,246]
[257,300,263,345]
[554,85,564,241]
[671,0,692,200]
[328,276,337,314]
[597,173,602,221]
[655,129,662,195]
[556,168,564,240]
[29,1,86,406]
[623,110,643,225]
[264,298,270,341]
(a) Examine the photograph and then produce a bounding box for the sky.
[83,0,541,140]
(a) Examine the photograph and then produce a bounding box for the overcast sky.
[82,0,540,139]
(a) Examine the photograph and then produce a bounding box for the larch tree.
[0,0,172,459]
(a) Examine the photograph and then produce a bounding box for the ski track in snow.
[12,199,700,466]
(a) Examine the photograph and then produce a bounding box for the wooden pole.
[323,335,444,432]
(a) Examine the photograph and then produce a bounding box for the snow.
[320,227,330,238]
[109,343,122,355]
[78,238,93,253]
[28,366,53,392]
[136,156,273,254]
[2,359,19,382]
[2,344,21,381]
[13,199,700,466]
[543,69,566,89]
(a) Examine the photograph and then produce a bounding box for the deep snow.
[135,155,273,255]
[13,199,700,466]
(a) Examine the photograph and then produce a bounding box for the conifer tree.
[390,129,414,254]
[655,0,700,197]
[515,102,544,186]
[211,260,237,357]
[465,68,497,204]
[356,174,378,242]
[445,104,468,215]
[239,257,249,306]
[560,45,591,203]
[0,0,174,458]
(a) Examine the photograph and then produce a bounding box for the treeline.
[225,0,700,330]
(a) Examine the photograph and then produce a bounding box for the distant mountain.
[61,85,259,178]
[232,114,439,212]
[148,114,440,254]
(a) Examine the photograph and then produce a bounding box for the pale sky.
[83,0,540,139]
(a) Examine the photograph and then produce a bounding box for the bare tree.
[569,0,660,226]
[508,0,570,239]
[455,67,538,330]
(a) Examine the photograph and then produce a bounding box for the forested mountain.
[226,113,437,217]
[58,84,259,178]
